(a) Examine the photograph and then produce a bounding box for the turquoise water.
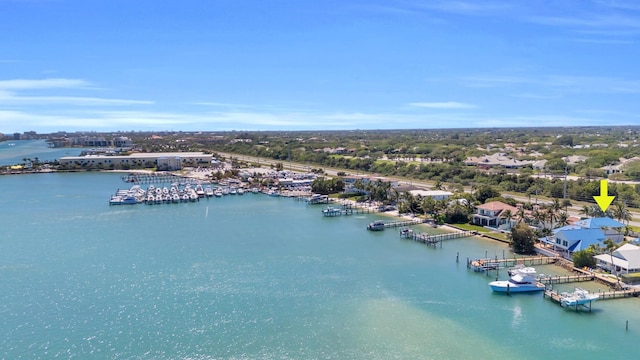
[0,140,89,166]
[1,172,640,357]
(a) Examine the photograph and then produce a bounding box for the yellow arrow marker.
[593,179,615,212]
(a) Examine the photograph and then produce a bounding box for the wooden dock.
[539,274,595,285]
[383,219,425,228]
[467,256,560,268]
[322,204,376,217]
[404,230,477,247]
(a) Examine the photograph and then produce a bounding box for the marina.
[108,177,263,205]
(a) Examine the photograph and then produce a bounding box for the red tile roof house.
[472,201,528,230]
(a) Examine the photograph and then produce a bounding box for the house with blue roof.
[573,217,625,229]
[539,217,625,259]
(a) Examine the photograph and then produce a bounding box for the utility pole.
[563,166,568,200]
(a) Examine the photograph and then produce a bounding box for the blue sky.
[1,0,640,133]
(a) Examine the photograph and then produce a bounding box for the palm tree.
[502,209,514,230]
[556,211,570,228]
[515,207,528,224]
[603,238,621,289]
[421,196,437,217]
[612,201,633,225]
[546,207,558,229]
[390,188,400,205]
[579,205,591,218]
[531,209,543,228]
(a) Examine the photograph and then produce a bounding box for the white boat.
[322,206,342,216]
[237,188,245,195]
[400,228,414,238]
[367,220,385,231]
[251,187,259,194]
[560,288,599,307]
[306,194,328,204]
[489,269,545,293]
[204,186,214,197]
[109,195,137,205]
[195,184,205,197]
[229,187,237,195]
[470,260,499,272]
[214,189,223,197]
[508,264,537,277]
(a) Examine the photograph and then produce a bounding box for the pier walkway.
[467,256,560,272]
[402,229,477,247]
[322,204,377,217]
[383,219,425,228]
[539,274,595,285]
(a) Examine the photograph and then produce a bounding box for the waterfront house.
[594,243,640,274]
[472,201,521,229]
[538,217,625,259]
[408,190,453,201]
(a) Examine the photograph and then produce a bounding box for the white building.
[594,243,640,274]
[59,152,213,170]
[408,190,453,201]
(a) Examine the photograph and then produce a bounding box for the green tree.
[509,223,536,254]
[474,185,500,204]
[572,249,596,268]
[502,209,514,230]
[603,238,622,288]
[612,201,633,225]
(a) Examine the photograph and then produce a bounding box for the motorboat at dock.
[489,267,546,293]
[367,220,385,231]
[560,288,599,307]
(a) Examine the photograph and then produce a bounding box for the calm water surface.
[0,139,89,166]
[1,171,639,359]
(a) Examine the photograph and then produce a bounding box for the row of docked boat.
[109,183,260,205]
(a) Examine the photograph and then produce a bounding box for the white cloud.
[0,78,89,90]
[0,94,153,106]
[0,77,153,106]
[408,101,477,109]
[413,1,511,16]
[462,74,640,94]
[1,106,636,133]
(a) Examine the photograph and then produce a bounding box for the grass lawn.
[453,223,492,233]
[452,223,511,242]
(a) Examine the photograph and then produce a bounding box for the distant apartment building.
[47,135,135,148]
[59,152,212,170]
